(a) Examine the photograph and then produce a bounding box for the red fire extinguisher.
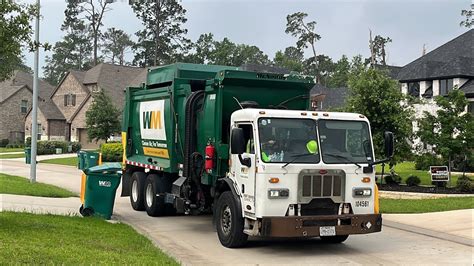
[205,144,215,173]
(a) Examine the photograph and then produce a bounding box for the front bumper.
[260,214,382,237]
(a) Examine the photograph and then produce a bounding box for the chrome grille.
[298,170,345,203]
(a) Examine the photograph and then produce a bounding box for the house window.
[64,94,76,106]
[422,81,433,98]
[468,102,474,115]
[20,100,28,114]
[408,82,420,97]
[439,79,454,96]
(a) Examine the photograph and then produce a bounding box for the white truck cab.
[223,109,385,242]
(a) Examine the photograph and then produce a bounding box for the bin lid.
[84,162,122,175]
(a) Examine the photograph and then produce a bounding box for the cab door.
[233,123,257,216]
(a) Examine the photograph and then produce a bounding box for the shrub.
[385,174,402,185]
[405,175,421,187]
[25,137,31,147]
[456,175,474,193]
[0,139,9,147]
[101,143,123,162]
[37,141,68,155]
[70,142,82,153]
[414,153,444,170]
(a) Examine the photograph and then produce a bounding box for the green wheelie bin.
[84,151,100,169]
[25,147,31,164]
[77,151,86,169]
[79,163,122,219]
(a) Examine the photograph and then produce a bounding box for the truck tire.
[130,172,146,211]
[320,235,349,243]
[215,191,248,248]
[144,174,167,217]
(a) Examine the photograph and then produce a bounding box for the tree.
[131,0,190,67]
[101,28,134,65]
[345,68,413,165]
[0,2,35,81]
[273,46,304,72]
[327,55,350,88]
[285,12,320,80]
[85,90,121,143]
[460,4,474,28]
[76,0,113,66]
[305,54,334,86]
[184,35,270,67]
[43,1,93,85]
[369,32,392,66]
[417,90,474,167]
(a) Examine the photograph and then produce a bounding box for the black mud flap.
[121,171,131,197]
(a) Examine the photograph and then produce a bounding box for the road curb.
[383,220,473,247]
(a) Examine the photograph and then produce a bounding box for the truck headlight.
[353,188,372,197]
[268,189,289,199]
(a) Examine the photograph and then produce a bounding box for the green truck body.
[122,63,313,184]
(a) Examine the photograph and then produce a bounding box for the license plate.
[319,226,336,236]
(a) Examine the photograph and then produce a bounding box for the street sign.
[430,166,449,182]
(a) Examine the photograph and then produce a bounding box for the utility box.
[80,163,122,219]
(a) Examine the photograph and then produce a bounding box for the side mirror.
[384,131,394,158]
[231,128,246,154]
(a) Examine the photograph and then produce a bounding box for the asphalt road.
[1,159,472,265]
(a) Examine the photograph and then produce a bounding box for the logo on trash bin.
[99,180,111,187]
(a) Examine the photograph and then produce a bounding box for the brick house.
[0,70,56,143]
[40,63,145,149]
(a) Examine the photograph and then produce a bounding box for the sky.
[22,0,472,77]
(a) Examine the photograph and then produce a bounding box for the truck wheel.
[130,172,146,211]
[320,235,349,243]
[215,191,248,248]
[144,174,167,217]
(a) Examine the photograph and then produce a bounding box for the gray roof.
[460,79,474,96]
[398,29,474,82]
[0,70,55,103]
[38,99,65,120]
[374,64,403,80]
[128,68,149,88]
[83,63,144,107]
[310,84,349,110]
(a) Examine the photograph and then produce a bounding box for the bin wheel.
[81,206,94,217]
[320,235,349,243]
[144,174,167,217]
[215,191,248,248]
[130,172,147,211]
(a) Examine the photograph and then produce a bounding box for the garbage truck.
[120,63,394,247]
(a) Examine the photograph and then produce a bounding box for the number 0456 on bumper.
[319,226,336,236]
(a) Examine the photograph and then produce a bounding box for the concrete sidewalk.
[383,210,473,246]
[3,153,78,162]
[0,194,79,216]
[0,158,472,248]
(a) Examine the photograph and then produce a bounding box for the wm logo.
[143,111,162,129]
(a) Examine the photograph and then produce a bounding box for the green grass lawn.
[41,157,78,167]
[376,161,461,186]
[380,197,474,213]
[0,153,25,159]
[0,212,178,265]
[0,147,24,153]
[0,173,76,198]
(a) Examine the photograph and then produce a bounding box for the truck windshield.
[318,120,373,164]
[258,118,320,164]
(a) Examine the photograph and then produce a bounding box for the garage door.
[77,128,103,150]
